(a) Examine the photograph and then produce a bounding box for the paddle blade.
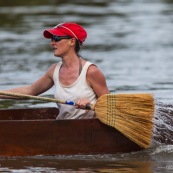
[94,93,154,148]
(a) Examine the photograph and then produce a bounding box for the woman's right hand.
[75,98,91,109]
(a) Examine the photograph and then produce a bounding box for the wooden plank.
[0,119,141,156]
[0,108,142,156]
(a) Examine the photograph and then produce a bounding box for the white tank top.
[53,61,97,119]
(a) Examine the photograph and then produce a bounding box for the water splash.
[152,99,173,146]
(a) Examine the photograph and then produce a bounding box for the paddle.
[0,91,154,148]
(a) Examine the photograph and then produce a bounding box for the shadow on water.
[0,156,154,173]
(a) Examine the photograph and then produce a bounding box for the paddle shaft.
[0,91,95,110]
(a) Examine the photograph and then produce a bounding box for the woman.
[0,22,110,119]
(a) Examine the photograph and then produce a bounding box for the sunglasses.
[51,35,72,42]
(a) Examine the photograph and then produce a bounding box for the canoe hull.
[0,108,142,156]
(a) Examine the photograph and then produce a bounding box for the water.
[1,0,173,172]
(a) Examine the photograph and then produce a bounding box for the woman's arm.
[76,65,110,109]
[86,65,110,97]
[0,64,56,99]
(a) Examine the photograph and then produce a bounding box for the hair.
[75,39,81,53]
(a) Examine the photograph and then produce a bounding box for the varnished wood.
[0,107,142,156]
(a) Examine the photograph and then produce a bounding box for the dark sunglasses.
[51,35,72,42]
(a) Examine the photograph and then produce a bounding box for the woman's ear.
[69,38,76,46]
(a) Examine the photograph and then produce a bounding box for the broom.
[0,91,154,148]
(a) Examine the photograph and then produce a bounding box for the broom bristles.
[95,93,154,148]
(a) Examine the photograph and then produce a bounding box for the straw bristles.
[94,93,154,148]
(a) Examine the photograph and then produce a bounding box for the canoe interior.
[0,107,59,120]
[0,107,142,156]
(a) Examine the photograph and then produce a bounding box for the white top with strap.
[53,61,97,119]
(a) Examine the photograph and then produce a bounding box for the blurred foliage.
[163,0,173,3]
[0,0,67,6]
[0,13,24,26]
[0,0,109,6]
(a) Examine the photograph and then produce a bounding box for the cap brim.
[43,29,67,38]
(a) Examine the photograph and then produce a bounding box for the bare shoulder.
[45,63,58,77]
[87,64,104,77]
[86,64,110,96]
[86,64,106,84]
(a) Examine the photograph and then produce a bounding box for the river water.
[0,0,173,172]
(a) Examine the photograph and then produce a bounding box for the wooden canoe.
[0,107,142,156]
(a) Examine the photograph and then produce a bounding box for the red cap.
[43,22,87,44]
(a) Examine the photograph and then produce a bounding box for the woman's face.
[50,35,75,57]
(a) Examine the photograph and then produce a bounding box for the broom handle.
[0,91,95,110]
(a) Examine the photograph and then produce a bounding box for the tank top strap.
[80,61,93,77]
[53,61,62,82]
